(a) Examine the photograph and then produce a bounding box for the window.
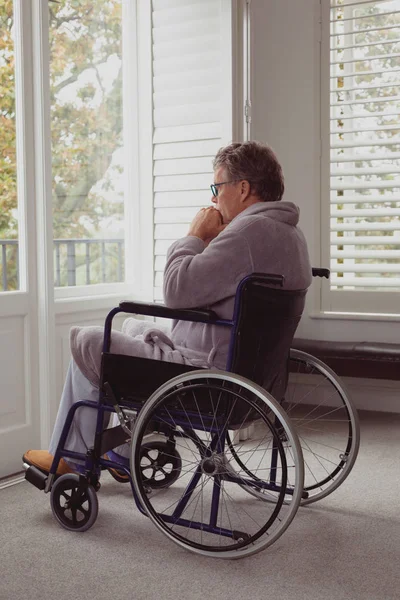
[0,0,19,291]
[323,0,400,313]
[49,0,125,288]
[0,0,242,301]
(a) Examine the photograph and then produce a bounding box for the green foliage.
[0,0,124,289]
[48,0,123,238]
[0,0,17,239]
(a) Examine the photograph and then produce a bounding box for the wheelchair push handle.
[312,267,330,279]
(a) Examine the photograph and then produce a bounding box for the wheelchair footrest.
[24,465,47,491]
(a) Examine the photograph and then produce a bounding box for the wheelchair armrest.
[118,300,219,323]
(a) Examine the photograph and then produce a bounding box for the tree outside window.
[0,0,126,291]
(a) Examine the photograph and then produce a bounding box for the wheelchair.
[24,270,360,559]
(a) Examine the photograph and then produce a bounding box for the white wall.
[250,0,400,411]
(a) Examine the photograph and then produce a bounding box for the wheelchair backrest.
[227,275,307,401]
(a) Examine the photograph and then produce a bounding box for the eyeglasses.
[210,180,241,197]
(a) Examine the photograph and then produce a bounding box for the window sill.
[310,310,400,323]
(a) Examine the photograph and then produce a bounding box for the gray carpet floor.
[0,410,399,600]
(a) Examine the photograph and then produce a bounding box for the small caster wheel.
[139,442,182,489]
[50,474,98,532]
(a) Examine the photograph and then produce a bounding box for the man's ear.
[240,179,251,202]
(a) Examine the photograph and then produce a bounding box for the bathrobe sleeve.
[163,230,253,309]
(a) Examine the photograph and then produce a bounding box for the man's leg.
[24,359,102,474]
[48,359,100,458]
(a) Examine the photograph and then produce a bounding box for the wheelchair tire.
[285,349,360,504]
[131,370,304,559]
[50,474,98,532]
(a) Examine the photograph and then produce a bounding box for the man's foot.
[103,453,130,482]
[23,450,75,476]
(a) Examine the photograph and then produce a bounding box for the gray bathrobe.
[70,201,311,386]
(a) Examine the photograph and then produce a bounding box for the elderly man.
[23,141,312,474]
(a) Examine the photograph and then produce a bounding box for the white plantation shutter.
[324,0,400,313]
[149,0,236,301]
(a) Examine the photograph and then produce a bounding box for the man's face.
[211,167,243,224]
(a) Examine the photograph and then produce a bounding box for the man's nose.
[211,195,217,204]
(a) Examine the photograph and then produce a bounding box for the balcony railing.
[0,238,125,291]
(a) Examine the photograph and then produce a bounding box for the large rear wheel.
[131,370,304,559]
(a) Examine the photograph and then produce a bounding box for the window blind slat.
[153,35,220,61]
[154,190,211,207]
[331,208,400,218]
[331,250,400,260]
[154,139,221,160]
[154,102,220,128]
[153,52,220,77]
[330,36,400,52]
[331,80,400,93]
[331,166,400,176]
[331,277,400,288]
[331,0,392,10]
[330,111,400,121]
[331,264,400,273]
[154,85,219,109]
[155,224,188,240]
[330,23,400,37]
[331,124,400,135]
[152,18,219,44]
[331,51,400,66]
[154,122,221,144]
[331,10,400,24]
[330,194,400,203]
[331,181,400,191]
[155,255,166,272]
[331,152,400,162]
[330,67,400,79]
[153,1,218,27]
[153,0,205,10]
[331,94,400,107]
[154,68,221,93]
[154,174,210,193]
[331,222,400,232]
[155,240,172,255]
[154,157,213,176]
[155,207,199,224]
[332,250,400,258]
[331,234,400,244]
[331,137,400,149]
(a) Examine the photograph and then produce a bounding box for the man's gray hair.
[213,141,284,202]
